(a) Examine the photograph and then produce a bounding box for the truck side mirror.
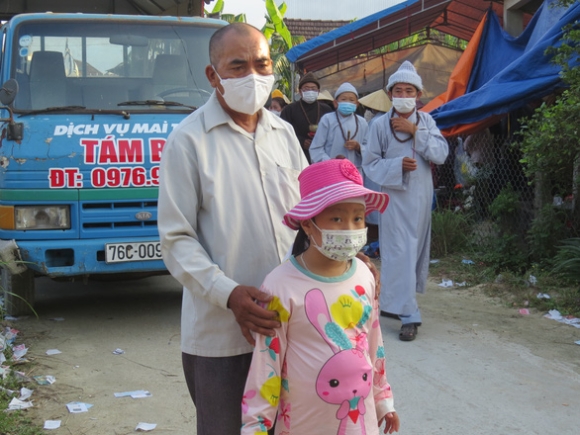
[0,79,18,106]
[0,79,24,141]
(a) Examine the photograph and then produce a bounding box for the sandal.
[399,323,419,341]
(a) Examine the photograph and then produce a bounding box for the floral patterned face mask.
[310,220,368,261]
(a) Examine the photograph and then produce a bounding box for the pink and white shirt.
[241,256,395,435]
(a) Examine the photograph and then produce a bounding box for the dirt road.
[11,275,580,434]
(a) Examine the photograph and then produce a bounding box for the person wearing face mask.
[310,82,368,176]
[242,158,399,435]
[362,61,449,342]
[269,97,287,116]
[280,72,333,162]
[157,23,308,435]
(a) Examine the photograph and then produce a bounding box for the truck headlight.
[13,206,71,230]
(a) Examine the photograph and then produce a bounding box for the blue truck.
[0,13,225,314]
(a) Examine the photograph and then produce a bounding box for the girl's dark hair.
[292,226,310,256]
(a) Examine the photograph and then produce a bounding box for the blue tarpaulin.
[430,0,580,131]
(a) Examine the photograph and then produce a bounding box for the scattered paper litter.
[536,292,551,299]
[112,348,125,355]
[46,349,62,355]
[66,401,93,413]
[518,308,530,315]
[528,274,537,285]
[0,386,16,396]
[575,340,580,346]
[8,397,33,410]
[429,259,440,264]
[438,279,453,288]
[456,281,467,287]
[18,387,33,401]
[33,375,56,385]
[544,309,580,328]
[114,390,152,399]
[44,420,61,430]
[12,343,28,360]
[136,422,157,431]
[462,259,474,265]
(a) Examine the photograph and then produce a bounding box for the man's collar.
[203,92,288,134]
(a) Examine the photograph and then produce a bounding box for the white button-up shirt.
[158,92,308,357]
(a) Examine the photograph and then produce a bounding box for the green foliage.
[518,1,580,220]
[220,13,247,23]
[374,28,468,55]
[552,237,580,283]
[527,204,571,262]
[489,183,521,235]
[263,0,292,50]
[430,209,470,257]
[489,183,519,219]
[261,1,304,99]
[474,233,529,274]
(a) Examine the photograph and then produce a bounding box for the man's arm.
[413,113,449,165]
[158,128,279,344]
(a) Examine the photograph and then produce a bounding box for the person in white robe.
[309,82,368,174]
[310,83,384,237]
[362,61,449,341]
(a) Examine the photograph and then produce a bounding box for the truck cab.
[0,13,225,314]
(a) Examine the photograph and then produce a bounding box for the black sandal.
[399,323,419,341]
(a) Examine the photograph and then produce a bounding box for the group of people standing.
[157,22,448,435]
[274,60,449,341]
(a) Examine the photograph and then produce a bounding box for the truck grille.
[80,200,158,238]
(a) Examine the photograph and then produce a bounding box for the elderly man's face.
[209,28,272,90]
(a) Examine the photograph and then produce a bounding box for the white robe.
[309,111,368,172]
[309,111,384,223]
[362,109,448,316]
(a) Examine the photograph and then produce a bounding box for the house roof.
[286,0,535,72]
[285,18,351,41]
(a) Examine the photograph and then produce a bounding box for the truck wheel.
[1,268,35,316]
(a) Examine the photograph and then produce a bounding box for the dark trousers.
[182,352,253,435]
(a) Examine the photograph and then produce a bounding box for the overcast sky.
[217,0,406,28]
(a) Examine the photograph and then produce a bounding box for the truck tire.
[1,268,35,316]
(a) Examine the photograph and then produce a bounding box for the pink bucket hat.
[283,159,389,230]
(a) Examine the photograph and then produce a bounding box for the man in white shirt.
[158,23,308,435]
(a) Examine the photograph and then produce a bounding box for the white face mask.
[270,110,281,117]
[392,97,416,114]
[213,67,275,115]
[310,220,367,262]
[301,90,319,104]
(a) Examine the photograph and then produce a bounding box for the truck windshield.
[11,19,217,111]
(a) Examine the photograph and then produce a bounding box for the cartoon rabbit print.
[305,288,372,435]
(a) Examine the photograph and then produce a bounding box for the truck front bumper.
[11,238,166,277]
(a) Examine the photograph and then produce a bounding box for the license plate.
[105,241,162,264]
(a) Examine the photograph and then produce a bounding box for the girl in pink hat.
[241,159,399,435]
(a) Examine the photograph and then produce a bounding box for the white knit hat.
[334,82,359,99]
[386,61,423,91]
